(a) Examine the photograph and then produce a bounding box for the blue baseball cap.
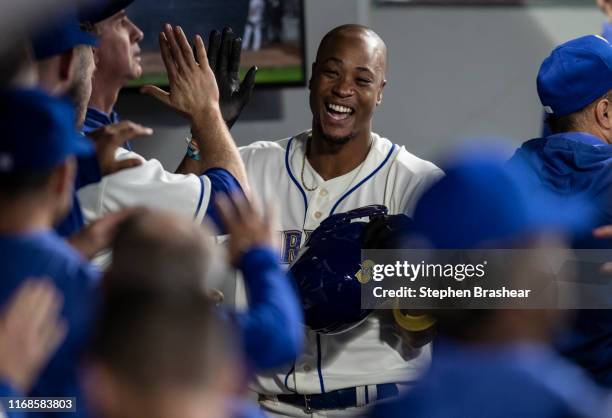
[0,88,94,173]
[412,146,596,249]
[79,0,135,25]
[537,35,612,117]
[32,11,98,60]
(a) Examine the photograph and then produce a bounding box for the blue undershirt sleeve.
[75,154,101,190]
[231,246,303,370]
[202,168,244,232]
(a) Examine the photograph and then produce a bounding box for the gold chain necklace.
[300,134,318,192]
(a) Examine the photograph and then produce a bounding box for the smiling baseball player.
[240,24,443,417]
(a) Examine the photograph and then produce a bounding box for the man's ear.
[52,157,77,196]
[58,49,75,82]
[308,62,316,90]
[376,79,387,106]
[595,97,612,130]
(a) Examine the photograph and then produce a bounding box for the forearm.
[175,154,201,175]
[177,107,250,195]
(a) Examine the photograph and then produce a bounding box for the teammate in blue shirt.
[31,12,152,257]
[372,152,605,418]
[513,35,612,226]
[508,35,612,387]
[0,88,101,417]
[78,0,256,234]
[32,13,101,238]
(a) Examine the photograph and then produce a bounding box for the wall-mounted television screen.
[125,0,306,88]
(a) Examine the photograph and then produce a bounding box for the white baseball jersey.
[78,148,212,223]
[239,130,444,399]
[77,148,213,269]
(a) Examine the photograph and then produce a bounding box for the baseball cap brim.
[0,88,95,173]
[33,15,99,60]
[70,132,96,158]
[79,0,135,25]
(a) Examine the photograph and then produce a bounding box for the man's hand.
[0,279,67,393]
[597,0,612,21]
[141,24,220,120]
[206,28,257,128]
[592,225,612,274]
[215,193,277,266]
[68,209,144,260]
[87,121,153,176]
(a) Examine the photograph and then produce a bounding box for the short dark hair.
[0,169,55,198]
[106,210,212,294]
[89,287,235,391]
[546,112,579,135]
[546,90,612,134]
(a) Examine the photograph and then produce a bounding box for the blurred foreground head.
[32,11,98,128]
[0,89,94,228]
[106,210,215,294]
[85,289,238,418]
[409,145,596,344]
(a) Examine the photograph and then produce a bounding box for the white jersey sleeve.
[386,145,444,216]
[78,148,212,224]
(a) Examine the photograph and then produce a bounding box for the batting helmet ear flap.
[290,205,415,335]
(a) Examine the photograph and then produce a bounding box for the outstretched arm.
[216,193,303,370]
[142,24,250,195]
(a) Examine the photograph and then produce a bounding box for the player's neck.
[0,198,55,234]
[89,74,123,115]
[308,130,372,181]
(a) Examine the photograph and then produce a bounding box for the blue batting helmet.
[289,205,413,334]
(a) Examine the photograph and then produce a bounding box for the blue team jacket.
[370,340,604,418]
[0,230,99,418]
[508,132,612,387]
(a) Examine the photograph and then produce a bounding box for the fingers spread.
[240,66,258,101]
[218,27,234,74]
[229,37,242,76]
[207,29,221,71]
[164,24,188,71]
[141,84,172,106]
[215,194,237,232]
[158,32,178,82]
[194,35,208,69]
[594,225,612,238]
[175,26,197,68]
[112,121,153,143]
[230,191,252,221]
[113,158,143,172]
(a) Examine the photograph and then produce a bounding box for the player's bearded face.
[309,34,385,144]
[67,46,95,129]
